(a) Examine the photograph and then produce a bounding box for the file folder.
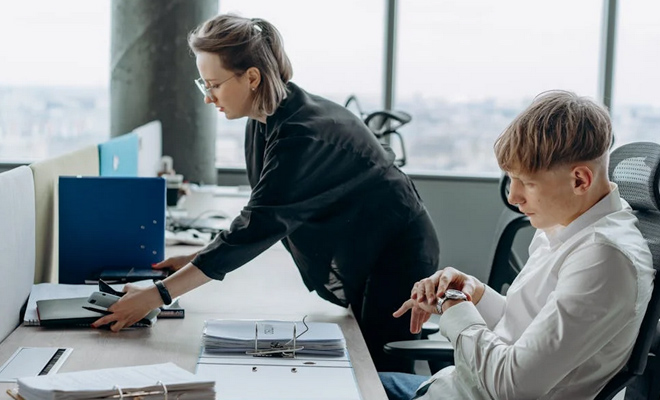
[58,176,166,284]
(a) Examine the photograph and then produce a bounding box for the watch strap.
[154,280,172,305]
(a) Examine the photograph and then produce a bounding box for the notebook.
[24,282,181,326]
[58,176,166,284]
[36,297,158,328]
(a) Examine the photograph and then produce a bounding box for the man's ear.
[572,165,594,194]
[246,67,261,90]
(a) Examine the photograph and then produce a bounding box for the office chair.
[595,141,660,400]
[345,95,410,167]
[384,141,660,399]
[384,174,530,373]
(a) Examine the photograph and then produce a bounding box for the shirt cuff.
[474,285,506,329]
[439,301,486,343]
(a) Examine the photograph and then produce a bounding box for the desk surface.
[0,244,387,400]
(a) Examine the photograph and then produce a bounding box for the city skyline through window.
[0,1,658,174]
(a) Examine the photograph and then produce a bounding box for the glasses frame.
[193,75,236,101]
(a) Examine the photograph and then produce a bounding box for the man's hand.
[393,299,438,334]
[393,267,486,334]
[91,284,161,332]
[412,267,485,306]
[152,253,197,272]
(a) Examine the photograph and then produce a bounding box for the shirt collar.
[545,183,623,246]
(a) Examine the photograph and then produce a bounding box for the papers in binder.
[197,320,361,400]
[14,362,214,400]
[202,319,346,357]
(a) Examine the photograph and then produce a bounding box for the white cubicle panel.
[0,166,36,343]
[29,145,99,284]
[134,120,163,177]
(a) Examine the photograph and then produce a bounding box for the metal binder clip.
[246,316,310,358]
[113,385,125,400]
[157,381,168,400]
[109,383,172,399]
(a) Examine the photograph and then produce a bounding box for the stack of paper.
[203,320,346,357]
[16,362,214,400]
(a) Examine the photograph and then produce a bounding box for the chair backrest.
[486,174,531,295]
[596,141,660,399]
[0,166,36,342]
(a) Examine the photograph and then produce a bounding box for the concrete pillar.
[111,0,218,184]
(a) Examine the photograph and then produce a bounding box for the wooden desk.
[0,244,387,399]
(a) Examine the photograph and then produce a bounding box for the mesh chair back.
[608,142,660,376]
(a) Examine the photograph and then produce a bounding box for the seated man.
[380,91,655,400]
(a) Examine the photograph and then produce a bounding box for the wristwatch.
[154,280,173,305]
[437,289,468,316]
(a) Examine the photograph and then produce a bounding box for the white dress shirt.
[418,185,654,400]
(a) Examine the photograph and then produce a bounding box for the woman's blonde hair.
[188,14,293,116]
[494,90,612,173]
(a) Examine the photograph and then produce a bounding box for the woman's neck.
[251,113,267,124]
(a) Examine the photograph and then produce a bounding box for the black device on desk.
[97,279,185,318]
[98,267,169,283]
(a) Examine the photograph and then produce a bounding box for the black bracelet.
[154,280,172,305]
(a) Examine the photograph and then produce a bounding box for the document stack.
[202,319,346,357]
[13,363,214,400]
[197,320,361,399]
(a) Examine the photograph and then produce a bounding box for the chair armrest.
[384,339,455,362]
[421,321,440,339]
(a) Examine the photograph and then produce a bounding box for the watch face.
[444,289,468,301]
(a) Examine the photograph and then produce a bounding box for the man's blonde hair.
[494,91,612,173]
[188,14,293,116]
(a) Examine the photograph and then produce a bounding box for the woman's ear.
[246,67,261,91]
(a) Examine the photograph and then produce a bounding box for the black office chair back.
[486,175,531,295]
[596,141,660,400]
[345,95,410,167]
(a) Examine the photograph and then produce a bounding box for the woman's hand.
[411,267,485,306]
[152,253,197,272]
[91,264,213,332]
[91,283,162,332]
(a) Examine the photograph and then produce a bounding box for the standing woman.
[94,14,439,373]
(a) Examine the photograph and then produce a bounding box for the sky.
[0,0,658,106]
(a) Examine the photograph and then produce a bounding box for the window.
[0,0,110,162]
[611,0,660,147]
[395,0,602,173]
[215,0,385,168]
